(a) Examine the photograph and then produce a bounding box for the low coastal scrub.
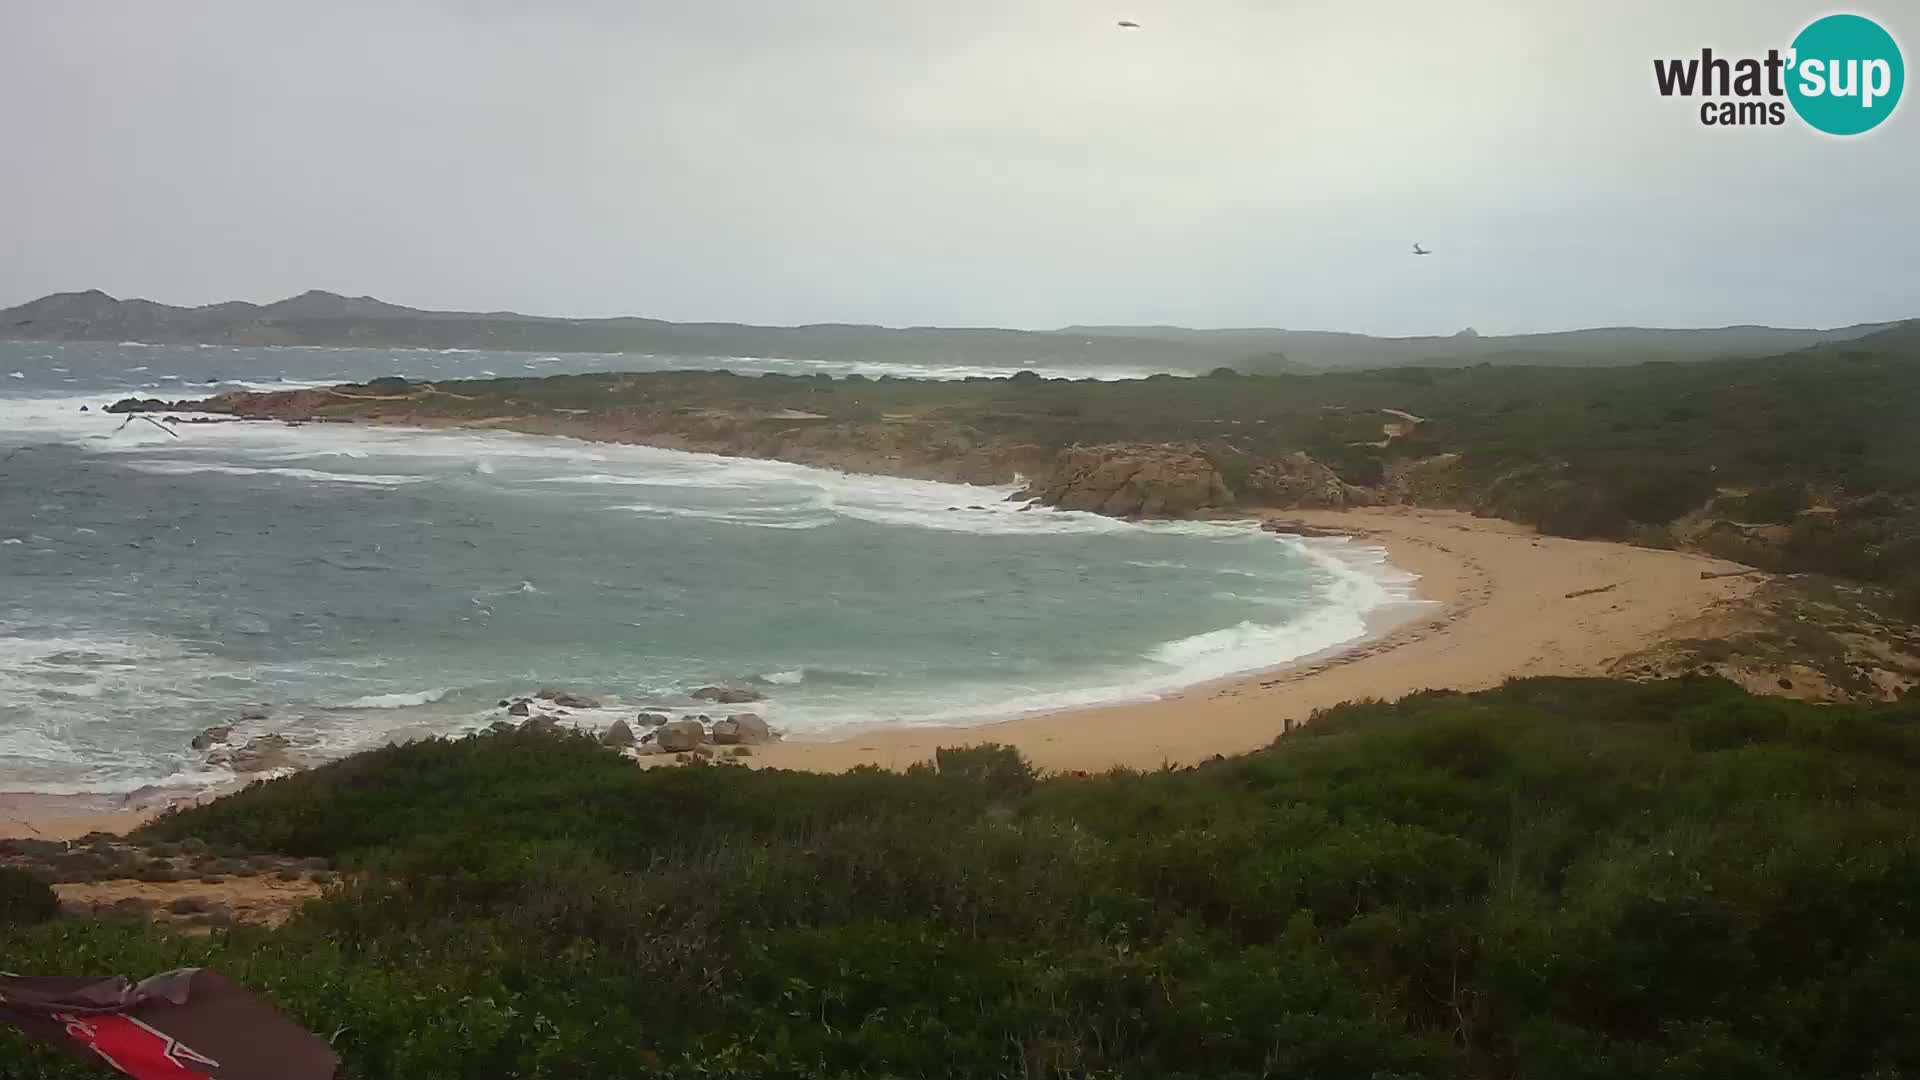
[0,866,59,925]
[5,677,1919,1078]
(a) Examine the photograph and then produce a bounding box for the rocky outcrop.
[655,719,708,752]
[709,714,772,745]
[636,712,670,727]
[210,735,292,774]
[190,724,234,751]
[691,686,765,704]
[1383,453,1468,506]
[1241,452,1378,509]
[1018,445,1233,517]
[506,700,530,717]
[536,688,600,709]
[519,715,562,735]
[600,719,636,747]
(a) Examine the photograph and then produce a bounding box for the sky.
[0,1,1915,336]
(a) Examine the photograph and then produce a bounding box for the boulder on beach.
[600,719,637,747]
[507,700,531,717]
[655,718,708,752]
[487,720,517,735]
[519,714,562,735]
[709,713,772,745]
[536,687,600,709]
[189,724,234,751]
[691,686,765,704]
[211,734,292,774]
[636,712,670,727]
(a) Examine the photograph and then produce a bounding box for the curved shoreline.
[0,496,1762,841]
[728,506,1760,773]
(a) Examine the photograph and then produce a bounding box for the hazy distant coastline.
[1,289,1897,373]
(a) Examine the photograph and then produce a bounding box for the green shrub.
[0,866,59,925]
[933,742,1037,797]
[5,680,1918,1077]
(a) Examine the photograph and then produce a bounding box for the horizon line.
[3,286,1909,342]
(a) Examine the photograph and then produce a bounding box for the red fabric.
[53,1011,220,1080]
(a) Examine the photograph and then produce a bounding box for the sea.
[0,340,1418,796]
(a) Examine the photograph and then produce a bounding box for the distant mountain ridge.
[0,289,1901,371]
[1059,321,1903,368]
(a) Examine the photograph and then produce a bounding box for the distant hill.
[1059,321,1901,369]
[0,289,1900,372]
[0,290,1265,372]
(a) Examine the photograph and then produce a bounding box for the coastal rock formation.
[709,714,771,745]
[507,700,530,717]
[1241,452,1378,509]
[636,712,670,727]
[536,688,600,709]
[655,719,708,752]
[487,720,517,735]
[1018,445,1232,517]
[600,719,637,747]
[210,734,293,774]
[691,686,765,704]
[1383,453,1469,506]
[190,724,234,751]
[519,715,562,735]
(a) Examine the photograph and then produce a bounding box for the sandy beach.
[1,506,1760,839]
[731,506,1760,773]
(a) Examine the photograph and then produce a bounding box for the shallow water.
[0,342,1414,794]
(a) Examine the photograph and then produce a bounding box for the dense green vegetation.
[0,866,59,925]
[5,678,1919,1078]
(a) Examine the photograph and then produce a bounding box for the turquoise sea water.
[0,342,1416,794]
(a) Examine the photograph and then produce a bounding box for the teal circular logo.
[1787,14,1904,135]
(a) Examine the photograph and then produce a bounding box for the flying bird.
[1411,243,1432,256]
[114,414,180,438]
[1117,19,1141,28]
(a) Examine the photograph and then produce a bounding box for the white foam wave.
[538,471,749,489]
[760,669,806,685]
[611,502,833,530]
[332,688,452,709]
[124,463,428,486]
[7,766,238,798]
[772,534,1424,737]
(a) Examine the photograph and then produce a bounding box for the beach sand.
[1,506,1761,838]
[736,507,1761,773]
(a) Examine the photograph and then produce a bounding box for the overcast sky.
[1,1,1914,335]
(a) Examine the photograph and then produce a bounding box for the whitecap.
[123,463,429,487]
[332,688,451,709]
[609,502,833,530]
